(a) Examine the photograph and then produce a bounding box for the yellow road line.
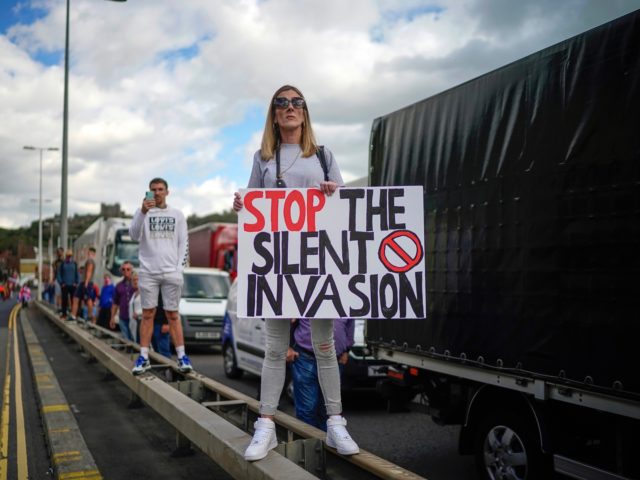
[58,470,102,480]
[42,404,70,413]
[0,375,10,480]
[13,306,28,480]
[52,450,82,464]
[0,304,18,480]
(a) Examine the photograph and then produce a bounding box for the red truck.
[188,223,238,279]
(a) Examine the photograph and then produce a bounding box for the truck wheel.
[474,410,550,480]
[222,343,242,379]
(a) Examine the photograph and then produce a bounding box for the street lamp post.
[44,220,60,294]
[24,146,59,301]
[60,0,70,251]
[59,0,127,251]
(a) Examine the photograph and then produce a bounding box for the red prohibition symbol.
[378,230,424,273]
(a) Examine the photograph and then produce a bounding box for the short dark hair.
[89,247,96,253]
[121,261,133,271]
[149,177,168,189]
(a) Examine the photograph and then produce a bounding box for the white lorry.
[74,217,139,287]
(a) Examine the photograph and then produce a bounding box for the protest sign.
[237,186,426,319]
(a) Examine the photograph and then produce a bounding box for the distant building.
[100,203,125,218]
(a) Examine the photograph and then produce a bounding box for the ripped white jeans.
[259,318,342,416]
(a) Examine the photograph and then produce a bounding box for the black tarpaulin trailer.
[367,9,640,480]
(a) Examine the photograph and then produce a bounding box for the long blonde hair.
[260,85,318,161]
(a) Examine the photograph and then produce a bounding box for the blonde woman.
[233,85,359,461]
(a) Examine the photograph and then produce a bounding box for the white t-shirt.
[129,291,142,321]
[129,204,188,275]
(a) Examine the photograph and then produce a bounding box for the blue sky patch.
[384,4,443,23]
[0,1,41,35]
[34,50,63,66]
[2,1,62,65]
[160,43,200,68]
[371,3,444,42]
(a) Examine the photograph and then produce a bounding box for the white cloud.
[1,0,638,230]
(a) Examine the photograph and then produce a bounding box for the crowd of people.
[1,269,34,307]
[33,244,172,360]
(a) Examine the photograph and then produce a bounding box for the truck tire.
[222,342,242,379]
[474,409,551,480]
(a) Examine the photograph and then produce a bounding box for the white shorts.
[138,271,183,312]
[55,281,62,297]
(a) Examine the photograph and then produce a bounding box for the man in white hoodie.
[129,177,192,375]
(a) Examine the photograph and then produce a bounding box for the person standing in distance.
[110,261,136,341]
[53,247,64,312]
[70,246,97,322]
[97,273,115,330]
[57,249,79,319]
[233,85,359,461]
[129,178,192,375]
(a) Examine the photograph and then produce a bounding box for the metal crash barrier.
[33,301,425,480]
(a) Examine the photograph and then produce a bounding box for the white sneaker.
[244,418,278,461]
[326,416,359,455]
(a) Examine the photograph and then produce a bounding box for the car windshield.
[182,274,229,299]
[116,241,139,267]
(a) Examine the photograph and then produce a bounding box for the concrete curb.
[20,309,102,480]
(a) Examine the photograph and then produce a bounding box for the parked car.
[222,280,388,392]
[179,267,230,347]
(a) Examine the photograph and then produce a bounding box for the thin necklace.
[280,147,301,176]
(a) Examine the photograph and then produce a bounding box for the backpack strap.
[316,146,330,182]
[276,147,282,183]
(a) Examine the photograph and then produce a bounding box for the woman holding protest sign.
[233,85,360,461]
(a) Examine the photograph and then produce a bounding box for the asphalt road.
[20,304,233,480]
[3,299,476,480]
[187,345,477,480]
[0,298,52,480]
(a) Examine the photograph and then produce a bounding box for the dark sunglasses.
[273,96,305,109]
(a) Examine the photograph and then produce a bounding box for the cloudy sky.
[1,0,637,229]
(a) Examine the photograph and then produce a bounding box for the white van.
[222,280,387,390]
[180,267,230,346]
[221,280,264,377]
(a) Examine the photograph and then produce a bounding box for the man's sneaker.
[177,355,193,373]
[244,418,277,461]
[131,355,151,375]
[326,416,359,455]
